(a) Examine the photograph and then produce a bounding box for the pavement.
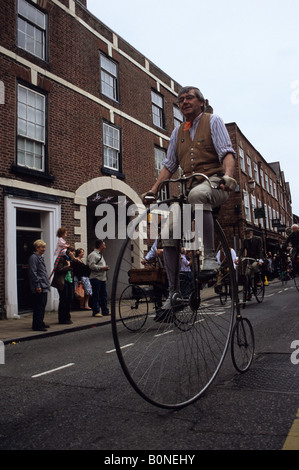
[0,279,278,345]
[0,308,112,344]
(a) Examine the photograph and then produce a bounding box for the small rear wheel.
[254,282,265,303]
[119,285,149,331]
[231,317,255,373]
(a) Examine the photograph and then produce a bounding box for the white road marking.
[106,343,134,354]
[32,363,75,378]
[155,330,173,337]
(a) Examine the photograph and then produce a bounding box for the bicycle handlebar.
[145,173,219,202]
[159,173,218,190]
[143,173,231,204]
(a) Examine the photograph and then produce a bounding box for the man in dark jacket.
[28,239,50,331]
[240,228,264,289]
[284,224,299,270]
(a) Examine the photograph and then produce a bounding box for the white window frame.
[100,54,119,101]
[239,145,245,172]
[151,90,164,128]
[253,162,260,184]
[17,0,47,60]
[154,147,167,200]
[173,105,183,128]
[257,199,264,228]
[251,194,257,225]
[17,84,46,172]
[264,203,269,229]
[243,190,251,222]
[265,173,269,192]
[103,122,121,171]
[247,154,253,178]
[260,168,264,188]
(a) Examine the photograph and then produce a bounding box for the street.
[0,279,299,453]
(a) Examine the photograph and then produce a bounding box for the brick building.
[0,0,184,318]
[0,0,293,319]
[218,123,292,254]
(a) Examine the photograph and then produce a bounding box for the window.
[257,200,264,228]
[265,173,269,192]
[253,162,260,184]
[246,154,252,178]
[239,145,245,172]
[17,84,46,171]
[151,91,164,128]
[100,54,119,101]
[173,105,183,128]
[243,190,251,222]
[251,195,257,225]
[103,122,120,171]
[155,147,168,200]
[264,204,269,229]
[260,168,264,188]
[269,178,273,196]
[17,0,47,60]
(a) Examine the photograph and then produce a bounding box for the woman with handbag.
[72,248,92,310]
[51,246,75,324]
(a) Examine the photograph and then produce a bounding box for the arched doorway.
[74,177,143,297]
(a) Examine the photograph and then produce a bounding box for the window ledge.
[10,164,55,182]
[101,167,125,179]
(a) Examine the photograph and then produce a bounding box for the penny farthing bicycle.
[111,174,254,409]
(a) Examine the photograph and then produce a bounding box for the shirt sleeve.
[161,126,180,173]
[210,114,236,161]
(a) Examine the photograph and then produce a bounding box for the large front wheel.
[111,205,235,409]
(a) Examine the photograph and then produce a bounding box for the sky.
[87,0,299,215]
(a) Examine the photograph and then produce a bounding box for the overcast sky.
[87,0,299,215]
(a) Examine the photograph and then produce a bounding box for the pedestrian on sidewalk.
[28,239,51,332]
[87,240,110,317]
[73,248,92,310]
[51,246,76,324]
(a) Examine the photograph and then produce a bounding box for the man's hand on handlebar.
[142,191,157,205]
[218,175,237,192]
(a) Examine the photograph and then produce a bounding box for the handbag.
[74,281,84,300]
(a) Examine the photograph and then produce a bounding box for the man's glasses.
[177,94,197,104]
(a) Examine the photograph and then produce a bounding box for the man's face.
[178,89,203,121]
[246,231,253,239]
[99,242,106,252]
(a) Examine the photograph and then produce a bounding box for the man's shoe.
[93,313,103,317]
[161,289,174,310]
[161,289,183,310]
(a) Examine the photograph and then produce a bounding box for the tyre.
[231,317,255,373]
[119,285,149,331]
